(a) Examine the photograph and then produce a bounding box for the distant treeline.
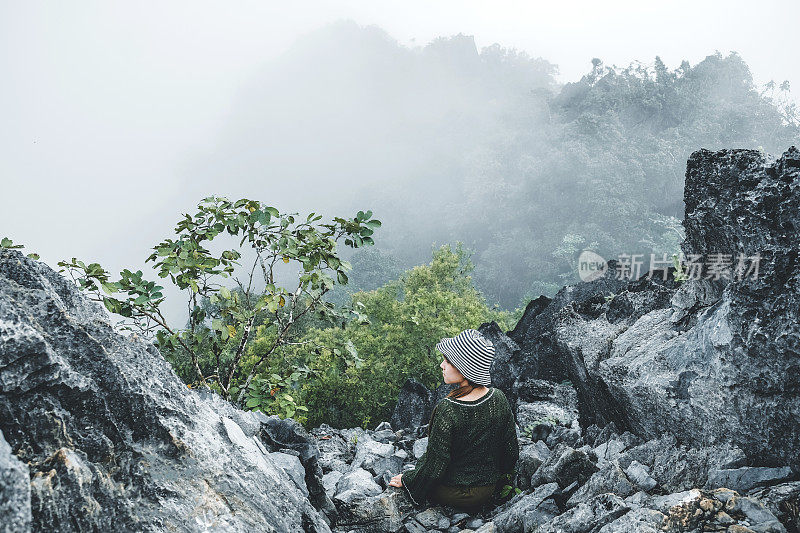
[195,22,799,309]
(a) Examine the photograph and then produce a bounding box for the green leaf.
[1,237,23,249]
[100,282,117,295]
[246,398,261,408]
[219,286,231,299]
[102,299,118,313]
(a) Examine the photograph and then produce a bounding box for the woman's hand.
[388,473,403,487]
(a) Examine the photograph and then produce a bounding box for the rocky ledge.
[1,147,799,532]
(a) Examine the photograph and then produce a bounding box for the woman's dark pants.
[428,479,502,514]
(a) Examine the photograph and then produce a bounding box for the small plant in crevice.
[672,253,689,283]
[523,415,561,441]
[497,472,522,503]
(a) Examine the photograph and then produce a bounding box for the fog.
[2,0,798,325]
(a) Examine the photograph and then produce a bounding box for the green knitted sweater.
[402,387,520,506]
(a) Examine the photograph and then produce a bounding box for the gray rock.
[512,379,578,414]
[750,521,788,533]
[624,460,658,491]
[536,493,629,533]
[0,250,330,532]
[530,443,598,489]
[516,401,576,431]
[465,517,484,529]
[412,437,428,459]
[322,470,343,498]
[544,426,583,449]
[747,481,800,529]
[492,482,559,533]
[334,468,382,502]
[270,451,309,496]
[415,508,448,529]
[313,428,353,474]
[649,489,703,514]
[516,441,550,489]
[624,490,652,509]
[705,466,793,493]
[403,519,427,533]
[597,508,665,533]
[566,461,635,508]
[593,438,626,464]
[602,149,800,466]
[374,421,393,432]
[390,378,455,431]
[372,429,397,443]
[735,497,782,526]
[335,489,413,532]
[617,434,676,469]
[352,437,403,477]
[0,429,31,533]
[353,437,395,466]
[649,442,746,492]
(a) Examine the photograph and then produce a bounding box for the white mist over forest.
[2,1,798,325]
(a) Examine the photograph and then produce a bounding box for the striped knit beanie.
[436,329,495,386]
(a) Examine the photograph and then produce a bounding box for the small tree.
[58,196,380,407]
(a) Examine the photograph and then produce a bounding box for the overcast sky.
[2,0,797,324]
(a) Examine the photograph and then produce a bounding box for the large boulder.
[0,429,31,533]
[598,147,800,466]
[390,379,457,431]
[511,148,800,468]
[0,249,330,532]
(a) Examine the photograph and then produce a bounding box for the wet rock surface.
[0,249,331,532]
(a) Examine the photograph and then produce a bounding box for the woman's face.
[440,356,466,384]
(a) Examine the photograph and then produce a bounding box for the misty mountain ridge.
[183,20,797,308]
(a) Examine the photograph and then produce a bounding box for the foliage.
[237,371,310,422]
[497,472,522,501]
[352,51,798,309]
[325,247,403,307]
[250,243,518,429]
[672,253,689,283]
[1,237,40,260]
[522,415,561,440]
[57,196,381,411]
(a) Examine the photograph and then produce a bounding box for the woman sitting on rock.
[389,328,520,514]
